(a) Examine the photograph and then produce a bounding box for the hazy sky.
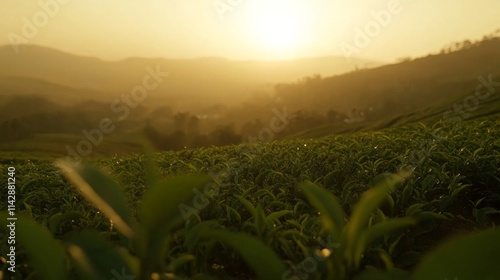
[1,0,499,61]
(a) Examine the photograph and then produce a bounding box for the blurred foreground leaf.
[0,213,67,280]
[66,230,138,280]
[412,229,500,280]
[55,160,134,238]
[202,230,286,280]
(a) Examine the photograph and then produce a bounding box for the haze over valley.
[0,33,499,155]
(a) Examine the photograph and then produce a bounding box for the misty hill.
[1,36,499,155]
[0,76,107,105]
[273,36,500,138]
[0,44,380,110]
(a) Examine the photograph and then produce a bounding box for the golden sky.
[1,0,499,61]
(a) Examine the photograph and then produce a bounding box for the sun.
[245,1,309,53]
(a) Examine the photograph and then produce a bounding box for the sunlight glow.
[245,1,310,52]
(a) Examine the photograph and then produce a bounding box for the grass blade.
[345,171,410,267]
[299,181,345,240]
[55,160,134,238]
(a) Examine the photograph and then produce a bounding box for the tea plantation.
[1,117,499,279]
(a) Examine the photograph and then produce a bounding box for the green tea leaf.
[66,230,137,280]
[400,184,413,206]
[355,218,416,267]
[55,160,134,238]
[235,195,257,218]
[267,210,292,226]
[184,220,220,252]
[140,175,212,275]
[412,229,500,280]
[299,181,345,241]
[166,254,196,272]
[22,201,33,218]
[225,205,242,224]
[421,175,436,191]
[324,170,338,187]
[346,172,410,267]
[405,203,425,217]
[202,230,286,279]
[255,205,266,237]
[48,213,63,234]
[255,169,271,186]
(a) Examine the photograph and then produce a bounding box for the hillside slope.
[275,37,500,139]
[276,38,500,114]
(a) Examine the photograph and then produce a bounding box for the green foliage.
[139,175,213,277]
[0,117,498,279]
[56,162,135,238]
[1,160,287,279]
[299,176,500,280]
[299,172,416,279]
[66,231,138,280]
[200,230,286,279]
[411,229,500,280]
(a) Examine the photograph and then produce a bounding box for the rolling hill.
[0,37,499,155]
[0,44,380,109]
[274,37,500,139]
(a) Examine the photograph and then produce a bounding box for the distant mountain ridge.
[272,37,500,139]
[274,37,500,114]
[1,38,499,154]
[0,44,382,108]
